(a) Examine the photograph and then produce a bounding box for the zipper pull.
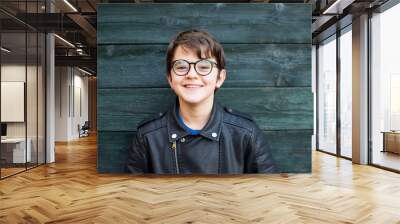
[171,140,180,174]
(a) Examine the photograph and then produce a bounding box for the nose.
[186,64,199,78]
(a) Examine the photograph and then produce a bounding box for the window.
[339,27,352,158]
[317,35,337,154]
[0,1,47,179]
[370,3,400,171]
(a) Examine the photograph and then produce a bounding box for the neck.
[178,97,214,130]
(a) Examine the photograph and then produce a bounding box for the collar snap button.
[171,133,177,139]
[212,132,217,138]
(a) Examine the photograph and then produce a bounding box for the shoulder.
[222,107,256,132]
[136,111,167,135]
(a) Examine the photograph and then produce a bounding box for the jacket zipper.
[171,141,180,174]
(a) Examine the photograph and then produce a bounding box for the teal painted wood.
[97,131,134,173]
[98,3,311,44]
[97,3,313,173]
[97,130,312,173]
[269,130,312,173]
[97,87,313,132]
[98,44,311,88]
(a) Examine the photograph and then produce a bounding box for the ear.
[215,69,226,89]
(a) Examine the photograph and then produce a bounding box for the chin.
[179,96,206,105]
[178,93,213,105]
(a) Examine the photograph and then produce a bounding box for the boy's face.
[168,45,226,106]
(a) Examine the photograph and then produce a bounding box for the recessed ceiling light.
[1,47,11,53]
[63,0,78,12]
[54,34,75,48]
[322,0,354,15]
[78,67,93,76]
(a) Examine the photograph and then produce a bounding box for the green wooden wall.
[97,3,312,173]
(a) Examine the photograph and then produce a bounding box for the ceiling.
[0,0,392,75]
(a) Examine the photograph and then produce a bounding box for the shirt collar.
[167,98,223,142]
[176,107,201,135]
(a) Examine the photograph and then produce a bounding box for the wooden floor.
[372,150,400,171]
[0,167,26,178]
[1,135,400,223]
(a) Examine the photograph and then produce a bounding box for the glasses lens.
[195,60,213,75]
[173,60,189,76]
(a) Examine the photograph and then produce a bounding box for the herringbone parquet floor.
[1,134,400,224]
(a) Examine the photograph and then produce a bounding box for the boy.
[126,30,276,174]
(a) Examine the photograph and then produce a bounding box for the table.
[1,138,32,163]
[382,131,400,154]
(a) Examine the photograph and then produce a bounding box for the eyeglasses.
[172,59,218,76]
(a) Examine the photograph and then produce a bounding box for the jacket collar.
[167,98,223,142]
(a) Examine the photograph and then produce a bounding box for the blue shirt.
[176,109,201,135]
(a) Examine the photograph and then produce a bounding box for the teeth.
[185,85,201,88]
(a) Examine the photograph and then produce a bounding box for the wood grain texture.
[97,87,313,132]
[98,3,311,44]
[98,44,311,88]
[97,130,312,173]
[1,135,400,223]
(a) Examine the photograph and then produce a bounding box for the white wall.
[55,66,70,141]
[1,82,25,122]
[55,67,89,141]
[1,63,46,164]
[1,65,41,138]
[1,65,26,134]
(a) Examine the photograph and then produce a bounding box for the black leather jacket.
[126,100,276,174]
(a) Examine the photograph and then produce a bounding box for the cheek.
[204,75,218,86]
[169,77,183,88]
[167,76,173,87]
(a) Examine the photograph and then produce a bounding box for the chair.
[79,121,90,138]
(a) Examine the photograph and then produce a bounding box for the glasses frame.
[171,59,219,76]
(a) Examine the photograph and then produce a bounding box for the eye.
[176,65,187,70]
[173,61,188,69]
[198,65,211,70]
[196,60,212,71]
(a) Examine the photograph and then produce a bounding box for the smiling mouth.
[183,84,203,88]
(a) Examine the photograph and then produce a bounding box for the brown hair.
[166,29,225,77]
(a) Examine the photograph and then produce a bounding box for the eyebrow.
[173,58,216,63]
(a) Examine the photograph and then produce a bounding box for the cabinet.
[0,138,32,164]
[382,132,400,154]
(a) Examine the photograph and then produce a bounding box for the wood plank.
[98,44,311,88]
[97,87,313,131]
[267,130,311,173]
[97,131,133,173]
[97,130,312,173]
[98,3,311,44]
